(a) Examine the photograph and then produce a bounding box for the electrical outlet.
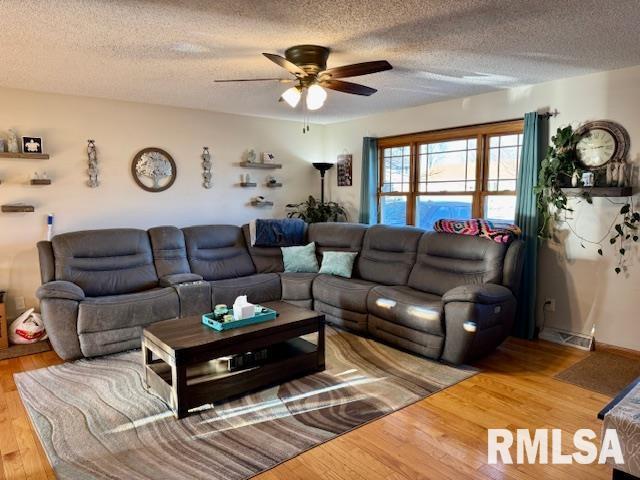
[544,298,556,312]
[14,296,26,311]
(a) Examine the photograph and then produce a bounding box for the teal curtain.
[359,137,378,224]
[513,112,547,339]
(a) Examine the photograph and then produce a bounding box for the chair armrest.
[442,283,514,305]
[36,280,85,301]
[159,273,204,287]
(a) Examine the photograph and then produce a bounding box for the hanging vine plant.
[535,125,637,274]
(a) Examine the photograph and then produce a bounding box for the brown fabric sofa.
[36,222,524,365]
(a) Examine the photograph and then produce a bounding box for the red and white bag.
[9,308,47,345]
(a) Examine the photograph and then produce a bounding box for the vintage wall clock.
[575,120,629,169]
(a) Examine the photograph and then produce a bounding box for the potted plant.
[286,196,348,223]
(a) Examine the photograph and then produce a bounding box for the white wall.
[0,87,325,318]
[323,65,640,351]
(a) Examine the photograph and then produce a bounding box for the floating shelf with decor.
[30,179,51,186]
[239,182,257,187]
[0,152,49,160]
[239,162,282,169]
[266,182,283,188]
[561,187,633,198]
[250,200,274,207]
[2,204,35,213]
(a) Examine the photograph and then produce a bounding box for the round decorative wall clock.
[131,148,177,192]
[575,120,629,169]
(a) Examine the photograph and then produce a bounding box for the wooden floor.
[0,337,613,479]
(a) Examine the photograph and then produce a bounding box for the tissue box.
[234,303,255,321]
[233,295,255,321]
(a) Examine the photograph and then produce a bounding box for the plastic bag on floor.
[9,308,47,344]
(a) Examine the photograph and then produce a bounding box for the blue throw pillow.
[319,251,358,278]
[281,242,319,273]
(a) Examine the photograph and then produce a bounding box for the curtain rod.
[538,109,559,119]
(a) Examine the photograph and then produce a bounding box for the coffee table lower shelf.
[143,337,320,418]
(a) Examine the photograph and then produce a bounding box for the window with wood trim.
[377,120,524,229]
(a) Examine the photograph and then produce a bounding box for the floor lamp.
[312,162,334,203]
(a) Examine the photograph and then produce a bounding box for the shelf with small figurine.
[240,150,282,169]
[0,130,48,159]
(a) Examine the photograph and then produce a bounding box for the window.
[377,120,523,229]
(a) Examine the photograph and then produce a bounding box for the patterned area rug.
[15,328,476,480]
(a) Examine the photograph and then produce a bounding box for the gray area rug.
[15,328,476,480]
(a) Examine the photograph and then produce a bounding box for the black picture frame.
[22,137,43,154]
[337,154,352,187]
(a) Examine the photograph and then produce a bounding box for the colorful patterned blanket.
[433,219,521,244]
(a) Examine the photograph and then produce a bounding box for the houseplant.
[536,125,637,273]
[286,195,348,223]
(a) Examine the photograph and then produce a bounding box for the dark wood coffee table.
[142,301,325,418]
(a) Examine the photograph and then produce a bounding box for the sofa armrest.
[159,273,204,287]
[36,280,85,301]
[441,283,517,365]
[443,283,514,305]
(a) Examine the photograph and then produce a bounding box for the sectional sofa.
[36,222,524,365]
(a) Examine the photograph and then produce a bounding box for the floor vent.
[538,327,595,351]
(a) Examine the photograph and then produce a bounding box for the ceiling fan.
[215,45,392,128]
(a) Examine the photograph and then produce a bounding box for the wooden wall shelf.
[2,205,35,213]
[30,179,51,185]
[239,162,282,169]
[0,152,49,160]
[266,183,283,188]
[250,200,274,207]
[562,187,633,198]
[239,182,257,187]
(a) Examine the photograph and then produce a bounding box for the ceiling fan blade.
[262,53,308,77]
[214,78,293,83]
[321,79,377,96]
[320,60,392,79]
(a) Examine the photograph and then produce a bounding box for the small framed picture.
[262,152,276,164]
[337,154,353,187]
[22,137,43,154]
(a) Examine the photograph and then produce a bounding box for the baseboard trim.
[594,341,640,359]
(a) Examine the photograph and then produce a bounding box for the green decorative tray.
[202,306,277,331]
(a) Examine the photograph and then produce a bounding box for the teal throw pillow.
[281,242,319,273]
[319,251,358,278]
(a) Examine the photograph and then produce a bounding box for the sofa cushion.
[52,229,158,297]
[77,287,179,335]
[282,243,319,273]
[148,226,191,277]
[279,272,317,302]
[242,224,284,273]
[307,223,368,263]
[312,274,377,313]
[408,232,508,296]
[183,225,256,280]
[357,225,423,285]
[367,285,444,337]
[210,273,281,306]
[319,251,358,278]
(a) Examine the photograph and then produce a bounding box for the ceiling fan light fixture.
[306,84,327,110]
[281,86,301,108]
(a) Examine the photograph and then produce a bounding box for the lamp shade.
[306,84,327,110]
[312,162,334,174]
[281,86,301,108]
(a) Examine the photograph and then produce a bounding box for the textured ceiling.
[2,0,640,123]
